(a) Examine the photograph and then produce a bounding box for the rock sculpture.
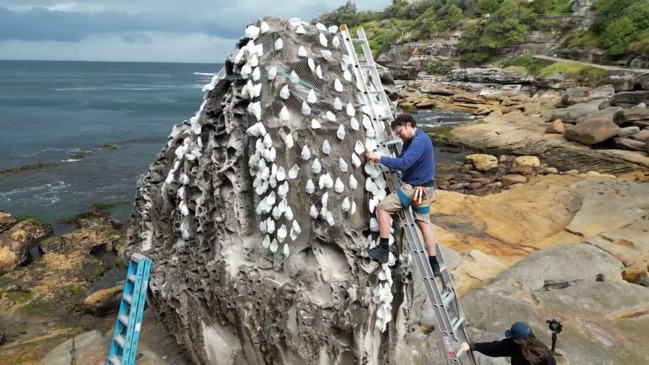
[126,17,415,365]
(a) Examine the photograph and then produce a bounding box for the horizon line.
[0,59,223,64]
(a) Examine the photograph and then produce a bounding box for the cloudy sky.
[0,0,391,63]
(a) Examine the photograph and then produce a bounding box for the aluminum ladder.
[106,253,152,365]
[339,24,476,365]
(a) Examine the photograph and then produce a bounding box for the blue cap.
[505,322,532,339]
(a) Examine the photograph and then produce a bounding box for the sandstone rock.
[465,154,498,171]
[496,243,623,292]
[40,311,189,365]
[549,100,609,123]
[543,167,559,174]
[561,85,614,106]
[512,156,540,167]
[610,91,649,107]
[0,210,15,233]
[509,165,536,176]
[633,102,647,109]
[546,119,564,134]
[636,130,649,143]
[83,285,124,316]
[0,219,53,275]
[498,155,514,163]
[614,137,647,151]
[564,169,580,175]
[598,75,635,91]
[612,108,649,127]
[618,126,641,137]
[633,271,649,287]
[501,174,527,185]
[566,180,649,238]
[563,118,620,145]
[447,68,533,84]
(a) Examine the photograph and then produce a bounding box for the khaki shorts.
[378,184,437,223]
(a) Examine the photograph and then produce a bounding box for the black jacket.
[471,338,556,365]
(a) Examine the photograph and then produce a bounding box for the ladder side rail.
[123,258,151,365]
[339,25,395,153]
[356,29,396,126]
[107,260,138,363]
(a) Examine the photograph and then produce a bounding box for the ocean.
[0,60,472,232]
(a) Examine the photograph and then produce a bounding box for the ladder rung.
[108,355,122,365]
[451,316,465,334]
[381,140,401,146]
[118,314,129,326]
[127,274,136,282]
[115,334,126,349]
[123,294,133,304]
[441,290,456,307]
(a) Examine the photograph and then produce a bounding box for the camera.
[547,319,562,334]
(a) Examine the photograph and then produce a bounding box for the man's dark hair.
[391,114,416,129]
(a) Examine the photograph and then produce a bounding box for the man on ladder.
[365,113,440,277]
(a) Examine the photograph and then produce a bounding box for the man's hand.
[365,151,381,163]
[460,342,471,352]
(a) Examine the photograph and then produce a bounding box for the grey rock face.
[447,68,534,84]
[125,17,420,365]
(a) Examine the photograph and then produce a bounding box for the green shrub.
[501,54,544,75]
[537,61,608,85]
[426,59,455,75]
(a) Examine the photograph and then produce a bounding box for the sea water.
[0,60,472,231]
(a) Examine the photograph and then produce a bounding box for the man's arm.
[471,340,516,358]
[377,137,425,171]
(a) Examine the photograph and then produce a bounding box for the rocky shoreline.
[1,67,648,364]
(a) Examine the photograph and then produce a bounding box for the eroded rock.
[0,218,53,275]
[125,17,431,365]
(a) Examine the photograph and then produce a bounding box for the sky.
[0,0,392,63]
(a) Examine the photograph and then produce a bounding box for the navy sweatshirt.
[379,128,435,186]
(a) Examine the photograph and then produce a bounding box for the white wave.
[193,72,216,76]
[62,158,81,162]
[0,181,69,198]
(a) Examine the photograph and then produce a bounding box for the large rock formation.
[126,17,427,365]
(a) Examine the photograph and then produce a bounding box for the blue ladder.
[106,253,152,365]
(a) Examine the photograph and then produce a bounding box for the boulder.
[122,17,455,365]
[545,119,565,134]
[610,91,649,107]
[548,100,612,123]
[512,156,540,167]
[629,129,649,142]
[598,75,635,91]
[447,68,534,84]
[614,137,647,151]
[618,126,641,137]
[634,271,649,287]
[465,154,498,171]
[561,85,615,106]
[0,219,53,275]
[83,285,124,316]
[613,108,649,127]
[501,174,528,185]
[0,210,16,233]
[564,118,620,145]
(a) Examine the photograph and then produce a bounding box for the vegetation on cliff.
[313,0,647,66]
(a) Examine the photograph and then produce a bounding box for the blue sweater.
[379,128,435,185]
